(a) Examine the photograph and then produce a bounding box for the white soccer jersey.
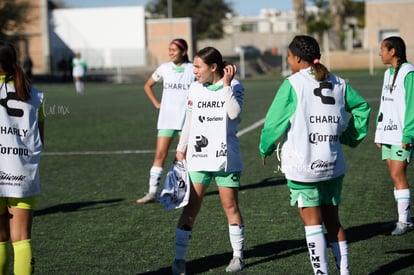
[375,63,414,145]
[185,79,244,172]
[152,62,195,130]
[282,68,348,182]
[0,82,44,198]
[72,57,86,77]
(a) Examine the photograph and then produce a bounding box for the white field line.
[42,97,379,157]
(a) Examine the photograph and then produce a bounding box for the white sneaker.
[225,257,244,272]
[136,193,157,204]
[171,259,186,275]
[391,221,411,235]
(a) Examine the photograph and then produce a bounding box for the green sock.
[0,241,9,275]
[12,239,34,275]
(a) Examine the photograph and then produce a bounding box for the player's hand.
[176,151,185,161]
[402,142,412,150]
[223,64,237,86]
[376,143,381,149]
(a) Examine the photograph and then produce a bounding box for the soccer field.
[28,70,414,274]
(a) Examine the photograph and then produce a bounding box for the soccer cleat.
[136,193,157,204]
[171,259,186,275]
[391,221,411,235]
[225,257,245,272]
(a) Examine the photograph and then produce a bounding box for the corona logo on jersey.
[0,91,24,117]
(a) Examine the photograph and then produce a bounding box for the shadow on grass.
[368,249,414,274]
[136,220,414,274]
[346,221,414,273]
[204,177,286,197]
[34,198,124,216]
[136,239,305,274]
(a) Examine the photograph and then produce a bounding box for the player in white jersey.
[375,36,414,235]
[259,35,370,275]
[72,52,87,95]
[0,41,45,275]
[172,47,245,274]
[137,39,195,204]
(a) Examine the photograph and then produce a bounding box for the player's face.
[287,48,300,73]
[193,56,215,84]
[169,44,185,64]
[379,41,394,65]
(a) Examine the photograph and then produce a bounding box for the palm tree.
[328,0,346,49]
[292,0,307,34]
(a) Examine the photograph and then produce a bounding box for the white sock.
[175,228,192,260]
[229,224,245,259]
[331,241,350,275]
[305,225,328,275]
[394,189,411,223]
[148,166,163,194]
[79,81,84,94]
[75,80,82,94]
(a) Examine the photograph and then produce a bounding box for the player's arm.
[402,71,414,147]
[143,75,160,109]
[259,79,296,158]
[340,83,371,147]
[38,99,46,144]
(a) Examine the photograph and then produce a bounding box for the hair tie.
[313,59,320,64]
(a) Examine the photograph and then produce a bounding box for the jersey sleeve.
[259,79,297,158]
[38,99,46,121]
[403,71,414,143]
[339,83,371,147]
[151,64,164,82]
[225,81,244,120]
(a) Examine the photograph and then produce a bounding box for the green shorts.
[157,129,181,138]
[382,144,412,162]
[189,170,241,187]
[0,196,37,215]
[289,176,343,207]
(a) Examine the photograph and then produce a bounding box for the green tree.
[0,0,31,42]
[146,0,233,39]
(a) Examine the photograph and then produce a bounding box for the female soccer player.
[259,35,370,274]
[172,47,245,274]
[72,52,87,95]
[136,39,195,204]
[375,36,414,235]
[0,41,45,275]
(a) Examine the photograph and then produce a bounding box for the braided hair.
[288,35,330,81]
[0,41,31,101]
[383,36,407,93]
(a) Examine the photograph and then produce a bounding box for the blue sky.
[59,0,296,16]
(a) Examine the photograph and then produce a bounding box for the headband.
[171,40,187,51]
[289,43,320,64]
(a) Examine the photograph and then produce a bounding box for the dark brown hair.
[0,41,31,101]
[288,35,330,81]
[171,38,190,62]
[194,47,226,78]
[383,36,407,93]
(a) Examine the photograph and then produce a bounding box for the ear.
[210,63,217,72]
[390,48,396,57]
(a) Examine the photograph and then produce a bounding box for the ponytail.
[0,41,31,101]
[13,64,31,101]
